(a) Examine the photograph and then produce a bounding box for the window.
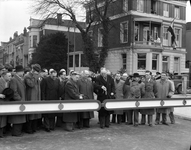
[137,0,144,12]
[123,0,128,12]
[175,28,181,47]
[174,6,180,19]
[153,27,159,40]
[122,54,127,69]
[162,56,169,72]
[137,53,146,70]
[134,23,139,41]
[29,36,31,48]
[151,0,157,14]
[163,3,169,17]
[98,28,103,47]
[69,55,73,68]
[174,57,180,73]
[120,21,128,43]
[75,54,79,67]
[163,27,169,46]
[33,35,37,47]
[152,54,158,70]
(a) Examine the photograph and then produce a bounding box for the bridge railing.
[0,98,191,115]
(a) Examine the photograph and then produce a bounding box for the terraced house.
[85,0,188,75]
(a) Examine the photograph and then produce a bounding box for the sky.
[0,0,191,44]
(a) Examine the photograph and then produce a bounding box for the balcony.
[133,40,162,49]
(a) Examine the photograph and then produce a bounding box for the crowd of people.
[0,64,175,138]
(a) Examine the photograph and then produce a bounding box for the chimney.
[57,13,62,25]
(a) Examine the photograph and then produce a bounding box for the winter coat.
[114,79,125,115]
[41,76,60,118]
[0,78,7,128]
[128,81,145,99]
[123,78,131,99]
[156,79,174,114]
[63,78,80,123]
[24,72,41,120]
[96,75,115,116]
[8,75,26,124]
[77,77,94,119]
[140,79,157,115]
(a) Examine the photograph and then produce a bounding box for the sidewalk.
[172,94,191,120]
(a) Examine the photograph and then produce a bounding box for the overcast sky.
[0,0,191,44]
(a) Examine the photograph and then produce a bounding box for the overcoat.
[114,79,125,115]
[156,79,174,114]
[41,76,60,118]
[140,79,157,115]
[0,78,7,128]
[77,77,94,119]
[63,78,80,123]
[8,75,26,124]
[24,72,41,120]
[123,78,131,99]
[96,75,115,116]
[128,81,145,99]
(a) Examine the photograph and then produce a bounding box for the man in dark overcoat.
[77,70,94,128]
[41,69,60,132]
[0,71,12,137]
[9,65,26,136]
[96,68,115,129]
[24,64,41,133]
[63,71,83,131]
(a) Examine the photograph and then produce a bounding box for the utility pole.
[67,25,70,75]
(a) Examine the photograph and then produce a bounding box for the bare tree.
[31,0,114,72]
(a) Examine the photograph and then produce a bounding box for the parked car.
[171,75,187,94]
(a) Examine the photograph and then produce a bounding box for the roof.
[28,17,86,29]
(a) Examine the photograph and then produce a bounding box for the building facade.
[186,22,191,67]
[86,0,188,75]
[1,30,29,68]
[28,15,87,72]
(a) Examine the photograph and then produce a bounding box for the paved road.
[1,112,191,150]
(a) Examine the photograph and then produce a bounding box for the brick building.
[85,0,188,75]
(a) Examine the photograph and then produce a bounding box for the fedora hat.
[133,73,140,78]
[15,65,24,72]
[2,88,14,101]
[32,64,41,73]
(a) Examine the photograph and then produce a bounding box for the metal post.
[67,26,70,75]
[73,27,76,71]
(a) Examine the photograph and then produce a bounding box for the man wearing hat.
[0,71,12,137]
[24,64,42,134]
[127,73,145,127]
[63,71,83,131]
[41,69,60,132]
[9,65,26,136]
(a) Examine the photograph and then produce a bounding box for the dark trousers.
[44,116,55,130]
[79,118,90,128]
[37,118,43,129]
[25,120,37,133]
[99,114,110,128]
[169,112,175,123]
[56,116,63,127]
[127,110,139,125]
[112,114,122,124]
[122,112,126,122]
[141,114,153,125]
[127,110,133,124]
[156,113,167,123]
[12,124,23,136]
[0,128,3,137]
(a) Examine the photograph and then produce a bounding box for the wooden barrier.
[1,98,191,115]
[103,98,191,110]
[0,100,101,115]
